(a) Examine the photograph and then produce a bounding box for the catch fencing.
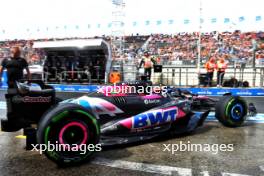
[122,61,264,87]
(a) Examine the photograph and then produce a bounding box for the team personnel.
[216,56,228,87]
[204,57,216,87]
[0,47,31,88]
[139,51,156,80]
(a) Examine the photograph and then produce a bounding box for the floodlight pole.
[252,39,257,87]
[197,30,201,74]
[111,0,126,56]
[197,0,202,86]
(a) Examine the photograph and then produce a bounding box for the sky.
[0,0,264,40]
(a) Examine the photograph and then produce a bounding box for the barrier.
[0,65,264,96]
[51,85,264,96]
[2,83,262,96]
[180,87,264,96]
[151,66,264,87]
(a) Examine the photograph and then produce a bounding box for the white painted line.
[259,165,264,172]
[92,157,252,176]
[222,173,251,176]
[91,157,192,176]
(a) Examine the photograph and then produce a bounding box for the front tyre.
[37,103,100,165]
[215,96,247,127]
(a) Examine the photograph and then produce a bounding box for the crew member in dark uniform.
[0,47,31,88]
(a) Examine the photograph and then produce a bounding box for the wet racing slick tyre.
[215,96,247,127]
[37,103,100,166]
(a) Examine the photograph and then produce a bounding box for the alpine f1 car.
[1,81,249,165]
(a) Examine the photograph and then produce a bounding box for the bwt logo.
[133,108,177,128]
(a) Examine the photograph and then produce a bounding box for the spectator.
[204,57,216,87]
[216,56,228,87]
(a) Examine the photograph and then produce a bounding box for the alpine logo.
[70,96,124,118]
[133,108,178,129]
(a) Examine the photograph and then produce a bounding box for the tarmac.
[0,91,263,176]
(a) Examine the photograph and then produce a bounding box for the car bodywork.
[61,92,209,146]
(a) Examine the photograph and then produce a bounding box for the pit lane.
[0,91,264,176]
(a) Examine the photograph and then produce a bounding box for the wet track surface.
[0,91,264,176]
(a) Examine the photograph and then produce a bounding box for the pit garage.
[33,39,112,84]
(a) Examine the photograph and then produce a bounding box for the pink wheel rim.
[59,121,88,146]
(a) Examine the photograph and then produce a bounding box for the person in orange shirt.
[204,57,216,87]
[139,51,156,81]
[216,56,228,87]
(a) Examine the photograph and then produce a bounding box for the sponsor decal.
[64,88,75,91]
[55,87,62,91]
[236,91,252,95]
[78,88,90,91]
[144,99,160,105]
[133,108,177,128]
[257,92,264,95]
[217,91,229,95]
[70,96,124,118]
[12,96,52,103]
[197,91,212,95]
[23,96,52,103]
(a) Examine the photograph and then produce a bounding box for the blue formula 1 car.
[1,81,248,165]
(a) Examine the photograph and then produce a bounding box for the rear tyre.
[37,103,100,165]
[215,96,247,127]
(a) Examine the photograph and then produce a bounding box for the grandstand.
[1,31,264,87]
[1,31,264,65]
